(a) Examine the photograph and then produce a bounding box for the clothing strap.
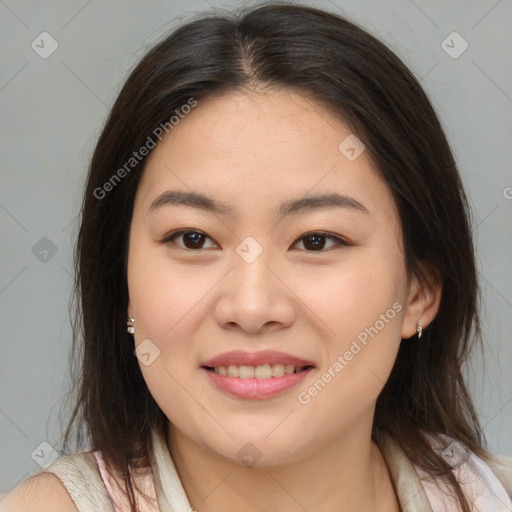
[149,428,194,512]
[35,451,114,512]
[377,433,434,512]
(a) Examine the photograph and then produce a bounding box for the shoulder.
[0,472,79,512]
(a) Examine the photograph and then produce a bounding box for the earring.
[127,318,135,334]
[416,319,422,339]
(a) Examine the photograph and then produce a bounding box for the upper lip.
[201,350,316,368]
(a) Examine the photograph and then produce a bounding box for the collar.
[377,433,434,511]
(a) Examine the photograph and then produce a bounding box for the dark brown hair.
[62,3,488,511]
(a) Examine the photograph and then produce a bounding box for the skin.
[126,89,442,512]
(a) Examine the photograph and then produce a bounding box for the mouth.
[201,363,315,399]
[202,363,315,378]
[199,350,316,398]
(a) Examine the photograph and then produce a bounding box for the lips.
[201,350,316,369]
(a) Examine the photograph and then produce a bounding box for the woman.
[3,3,512,512]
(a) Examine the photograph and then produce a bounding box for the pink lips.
[200,350,316,399]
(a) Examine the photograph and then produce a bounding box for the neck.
[166,410,400,512]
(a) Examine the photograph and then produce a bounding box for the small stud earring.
[127,318,135,334]
[416,319,422,339]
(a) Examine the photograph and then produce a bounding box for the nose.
[214,250,296,334]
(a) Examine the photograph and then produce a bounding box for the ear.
[127,301,132,320]
[401,261,442,339]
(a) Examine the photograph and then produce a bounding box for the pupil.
[305,235,325,250]
[184,232,203,249]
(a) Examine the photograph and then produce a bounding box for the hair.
[61,2,489,511]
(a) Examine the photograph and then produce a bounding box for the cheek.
[297,248,405,398]
[299,247,405,342]
[128,253,207,424]
[127,241,213,341]
[293,269,404,432]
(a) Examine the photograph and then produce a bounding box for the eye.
[291,231,350,251]
[161,230,218,250]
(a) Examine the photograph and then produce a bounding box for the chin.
[200,429,312,468]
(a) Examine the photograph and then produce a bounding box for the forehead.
[135,90,398,226]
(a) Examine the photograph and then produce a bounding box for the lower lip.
[201,367,314,399]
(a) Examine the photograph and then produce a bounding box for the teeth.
[239,365,254,378]
[211,363,310,379]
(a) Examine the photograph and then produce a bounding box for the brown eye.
[162,230,218,250]
[292,232,350,251]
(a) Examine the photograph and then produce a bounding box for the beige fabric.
[34,428,512,512]
[34,451,114,512]
[486,453,512,493]
[377,434,434,512]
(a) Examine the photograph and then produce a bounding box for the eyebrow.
[148,190,370,218]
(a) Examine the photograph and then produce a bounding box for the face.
[127,89,427,466]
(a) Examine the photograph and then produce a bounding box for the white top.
[33,427,512,512]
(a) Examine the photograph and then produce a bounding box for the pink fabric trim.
[413,447,512,511]
[93,451,160,512]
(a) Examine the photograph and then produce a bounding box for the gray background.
[1,0,511,496]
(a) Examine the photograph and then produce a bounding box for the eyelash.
[160,229,352,252]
